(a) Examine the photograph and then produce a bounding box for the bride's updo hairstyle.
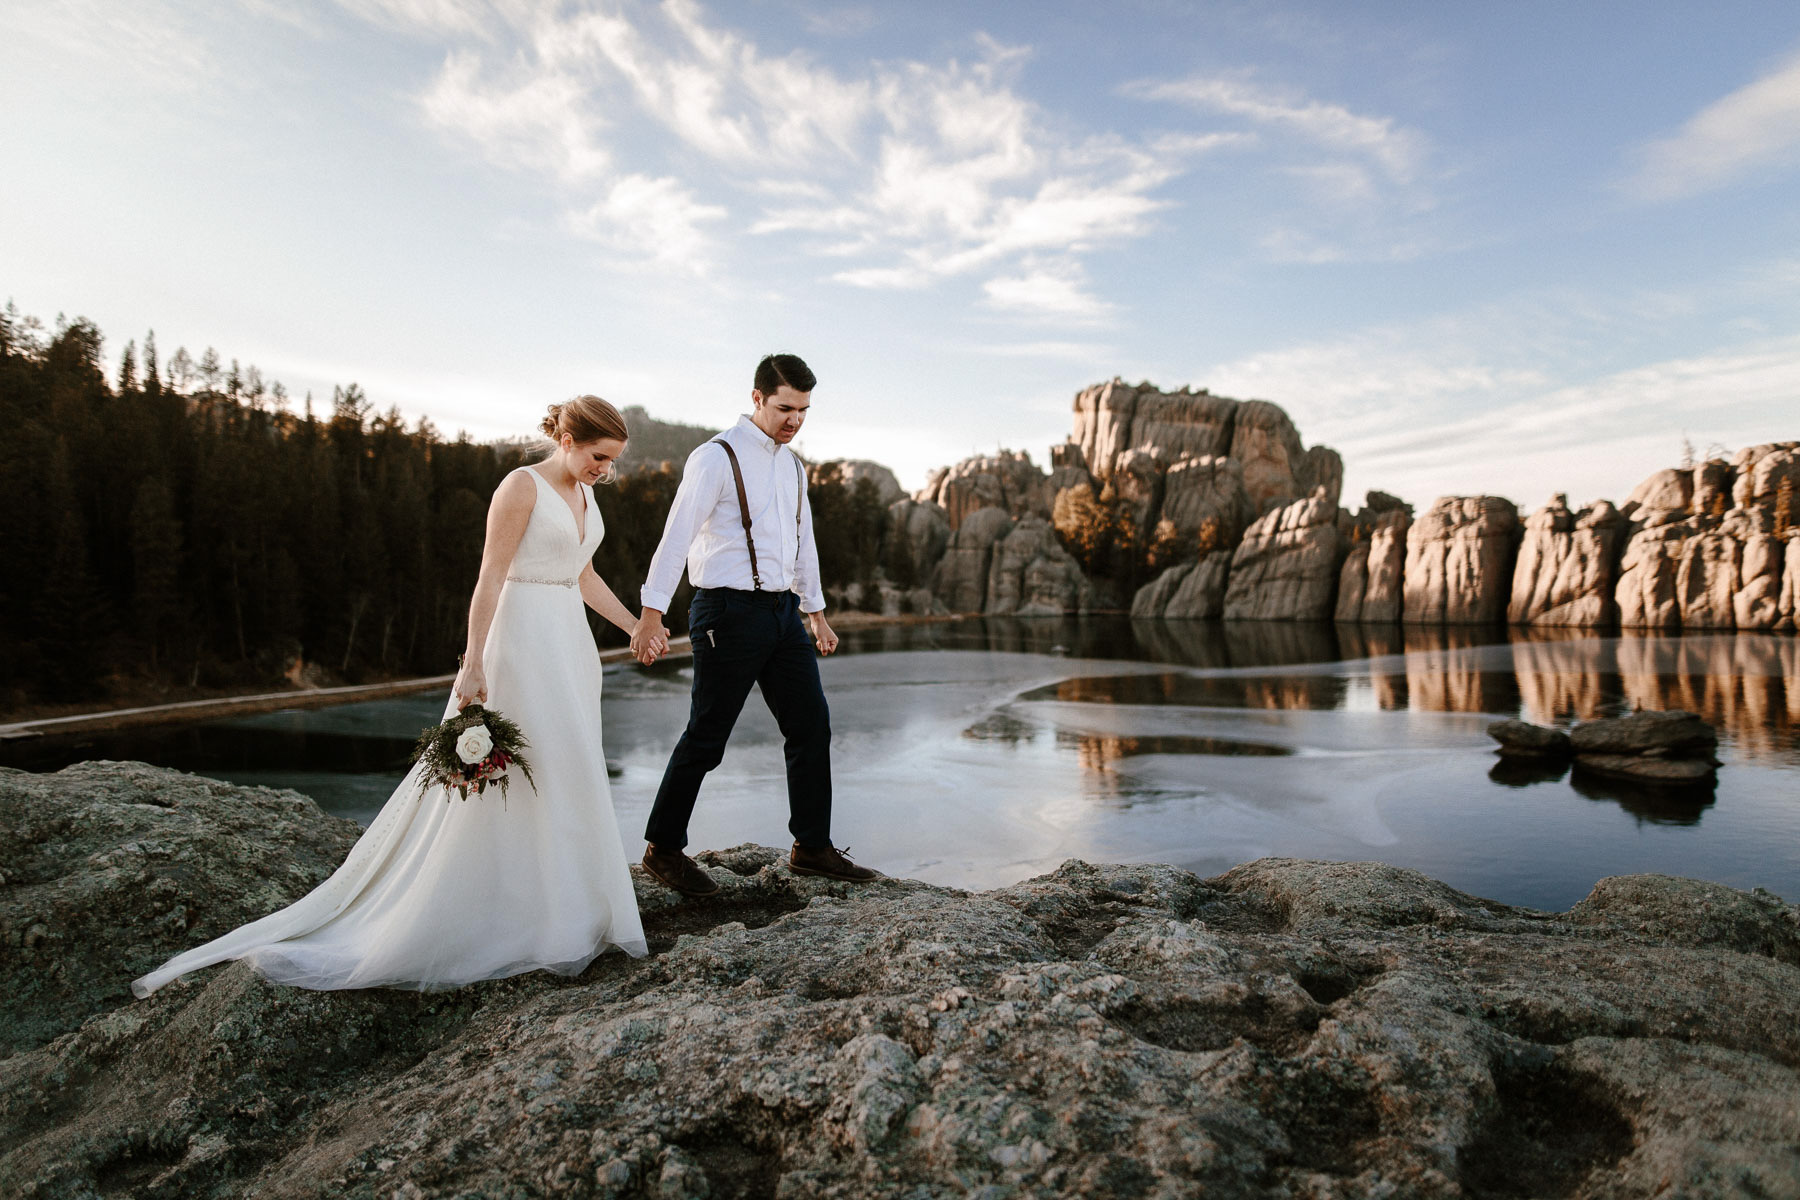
[541,394,628,444]
[541,394,629,484]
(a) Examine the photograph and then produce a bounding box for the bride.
[133,395,655,996]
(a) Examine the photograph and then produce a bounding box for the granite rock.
[930,505,1015,614]
[1403,496,1521,624]
[2,769,1799,1199]
[1222,492,1348,621]
[1486,719,1573,759]
[1508,495,1625,627]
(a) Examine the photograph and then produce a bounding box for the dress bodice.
[508,467,603,583]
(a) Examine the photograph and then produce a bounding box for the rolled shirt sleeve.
[640,445,724,614]
[793,459,826,614]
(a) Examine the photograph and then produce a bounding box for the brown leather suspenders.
[711,438,803,592]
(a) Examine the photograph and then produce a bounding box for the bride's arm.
[455,472,535,705]
[577,564,639,636]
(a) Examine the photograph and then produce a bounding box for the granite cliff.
[869,380,1795,627]
[4,763,1799,1198]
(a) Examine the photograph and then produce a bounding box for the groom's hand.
[808,611,838,656]
[631,610,669,665]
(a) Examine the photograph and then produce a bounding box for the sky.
[4,1,1799,512]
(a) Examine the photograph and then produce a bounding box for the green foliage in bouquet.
[410,703,536,801]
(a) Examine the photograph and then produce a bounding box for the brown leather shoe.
[642,844,720,897]
[790,843,880,883]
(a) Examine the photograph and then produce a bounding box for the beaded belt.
[506,575,577,588]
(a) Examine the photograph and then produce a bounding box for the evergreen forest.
[0,304,891,715]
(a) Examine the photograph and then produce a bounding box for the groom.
[630,353,878,896]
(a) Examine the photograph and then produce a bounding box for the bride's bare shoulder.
[490,468,539,513]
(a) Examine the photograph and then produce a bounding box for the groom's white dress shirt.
[641,414,826,615]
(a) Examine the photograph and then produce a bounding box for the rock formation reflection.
[1568,767,1717,826]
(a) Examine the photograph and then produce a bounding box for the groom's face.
[751,385,810,444]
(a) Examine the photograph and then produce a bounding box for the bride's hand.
[453,661,488,709]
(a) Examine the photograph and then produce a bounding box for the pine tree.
[130,477,184,669]
[117,339,138,392]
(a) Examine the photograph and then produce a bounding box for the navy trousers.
[644,588,833,850]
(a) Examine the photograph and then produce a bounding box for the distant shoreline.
[0,610,960,742]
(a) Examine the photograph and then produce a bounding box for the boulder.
[6,769,1800,1198]
[813,458,904,507]
[886,498,952,586]
[1070,379,1237,477]
[1675,508,1784,631]
[1335,509,1410,623]
[1617,521,1695,629]
[1692,459,1735,520]
[1573,754,1718,784]
[919,452,1047,530]
[1487,719,1573,759]
[1334,543,1370,623]
[1568,710,1719,759]
[1228,399,1310,513]
[1507,495,1625,626]
[1130,554,1230,619]
[930,505,1014,613]
[985,516,1096,616]
[1403,496,1522,624]
[1781,536,1800,630]
[0,763,360,1055]
[1157,455,1253,542]
[1731,443,1800,515]
[1621,467,1693,527]
[1222,491,1348,621]
[1044,442,1094,499]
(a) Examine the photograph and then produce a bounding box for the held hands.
[631,611,670,666]
[809,611,839,656]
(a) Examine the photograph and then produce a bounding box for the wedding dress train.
[133,466,648,996]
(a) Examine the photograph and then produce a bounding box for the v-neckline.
[530,466,587,543]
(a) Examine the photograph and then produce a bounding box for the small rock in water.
[1569,709,1718,758]
[1487,718,1572,758]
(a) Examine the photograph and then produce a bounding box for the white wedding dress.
[133,466,648,996]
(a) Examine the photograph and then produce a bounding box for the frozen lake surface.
[11,618,1799,911]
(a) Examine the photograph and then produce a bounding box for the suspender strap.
[712,439,761,590]
[711,437,808,594]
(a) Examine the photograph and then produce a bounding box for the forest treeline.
[0,304,890,712]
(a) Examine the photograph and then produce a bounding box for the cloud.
[1134,74,1427,184]
[565,174,727,273]
[982,264,1113,321]
[345,0,1222,318]
[421,49,612,182]
[1128,71,1438,263]
[1627,47,1800,201]
[1198,289,1800,511]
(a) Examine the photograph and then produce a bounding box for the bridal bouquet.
[410,704,536,801]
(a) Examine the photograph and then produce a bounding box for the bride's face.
[564,436,625,484]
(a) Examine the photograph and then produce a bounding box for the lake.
[7,617,1797,912]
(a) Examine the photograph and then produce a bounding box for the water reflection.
[1018,672,1348,712]
[1054,730,1292,766]
[1568,768,1717,826]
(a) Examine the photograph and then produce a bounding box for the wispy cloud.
[344,0,1223,312]
[1133,74,1426,184]
[1200,282,1800,510]
[565,174,727,274]
[1627,47,1800,201]
[982,262,1113,321]
[1128,70,1438,262]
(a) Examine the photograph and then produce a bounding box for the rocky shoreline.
[4,762,1799,1198]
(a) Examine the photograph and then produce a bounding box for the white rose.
[455,725,495,764]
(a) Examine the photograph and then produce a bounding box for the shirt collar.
[734,413,778,455]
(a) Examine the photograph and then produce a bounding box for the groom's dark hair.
[754,353,816,396]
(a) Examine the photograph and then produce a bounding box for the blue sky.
[4,1,1799,511]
